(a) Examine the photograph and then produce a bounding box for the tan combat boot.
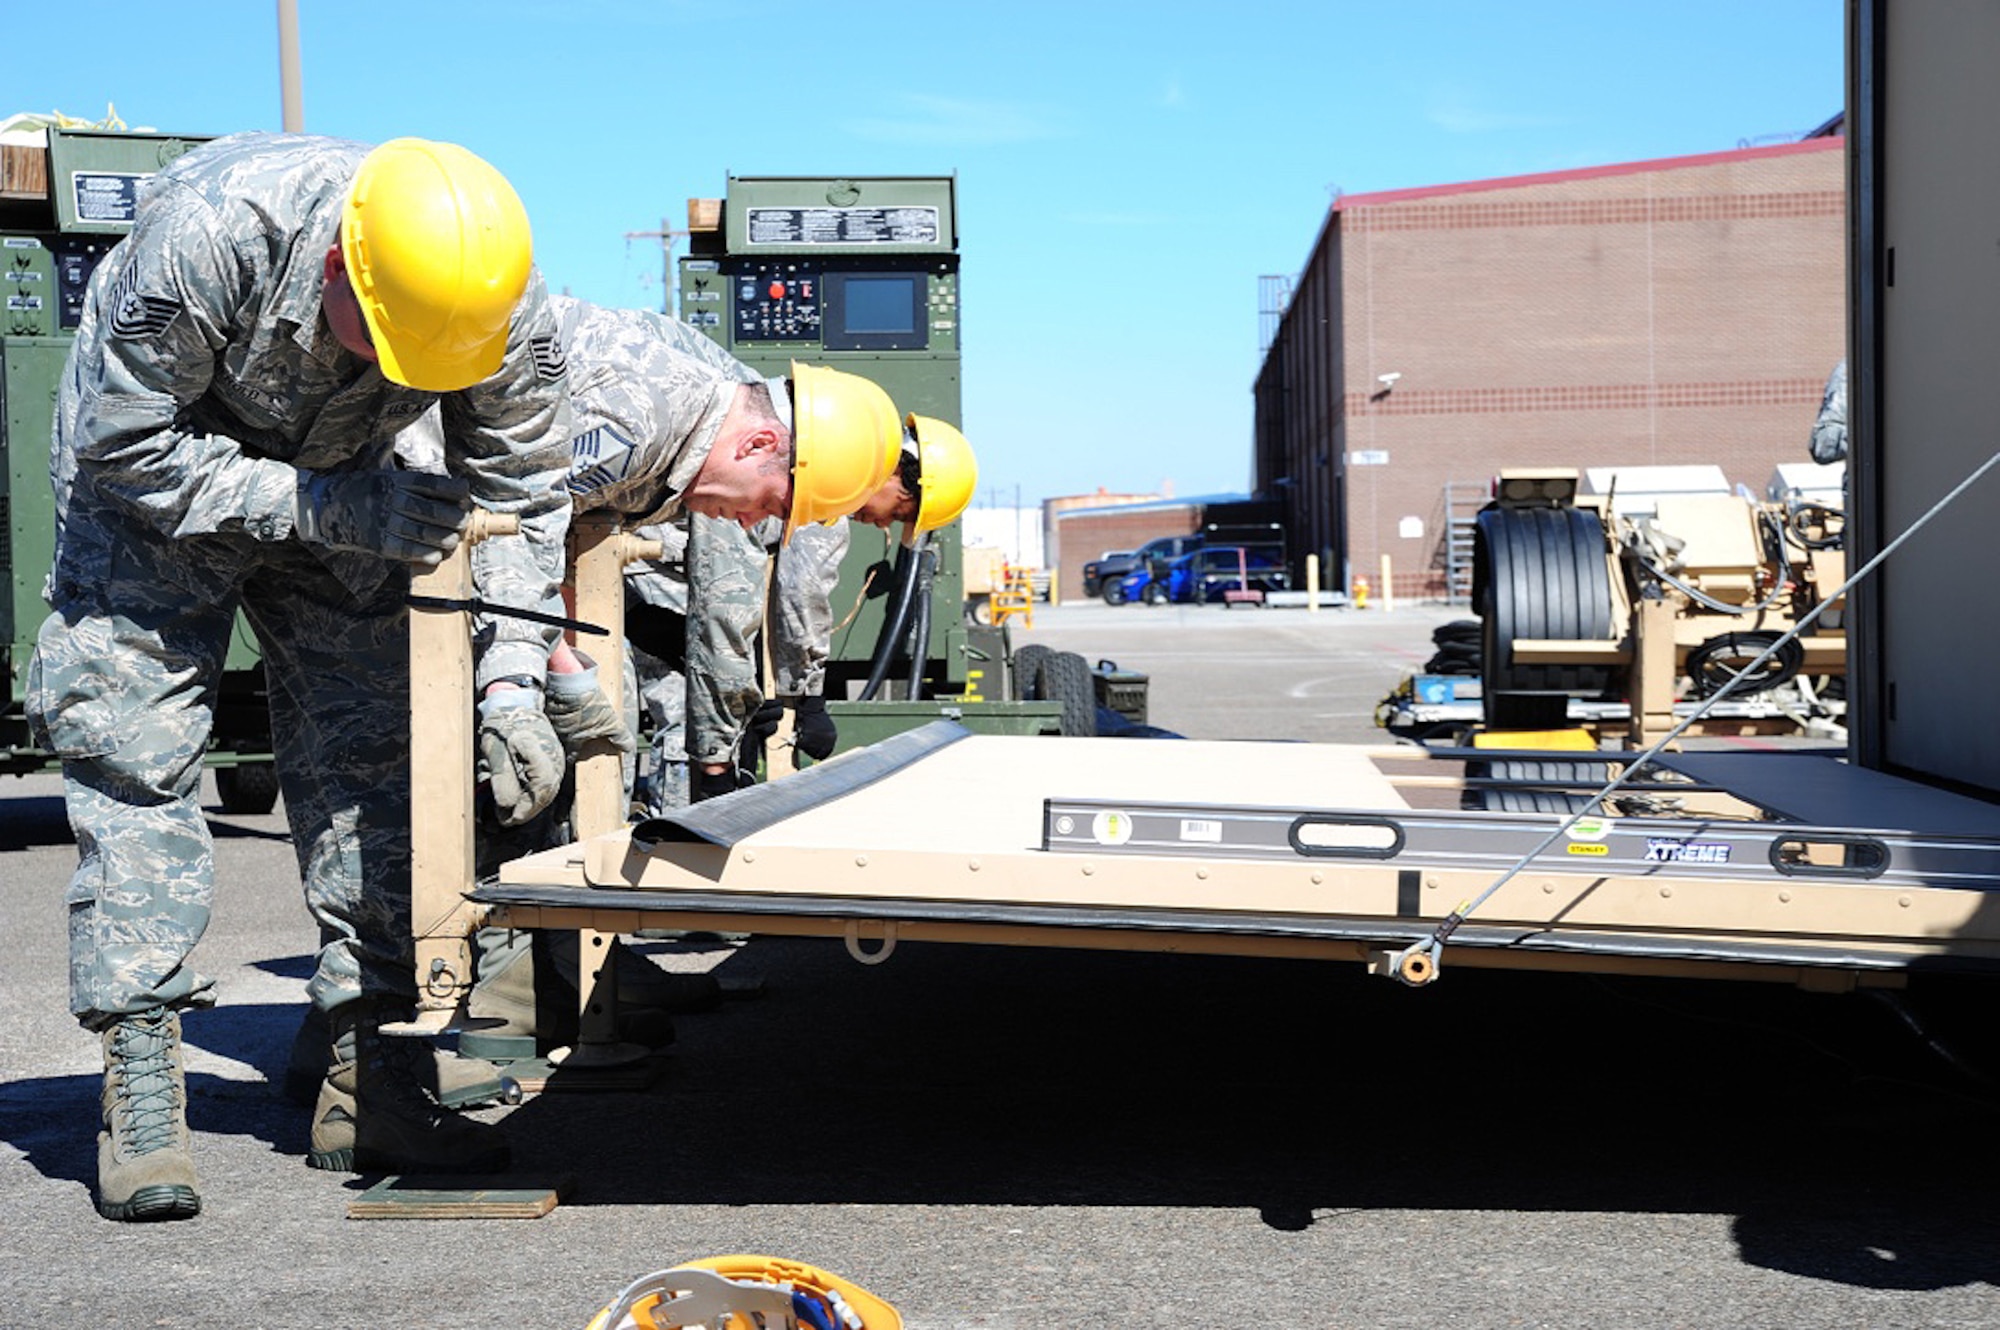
[97,1007,200,1221]
[306,1002,511,1174]
[280,1002,517,1109]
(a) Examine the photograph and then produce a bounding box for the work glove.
[544,652,636,756]
[476,689,565,827]
[792,695,837,764]
[693,765,756,803]
[734,696,785,780]
[294,468,472,566]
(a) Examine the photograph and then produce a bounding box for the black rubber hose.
[859,542,921,701]
[904,542,937,698]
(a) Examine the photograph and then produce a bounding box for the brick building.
[1253,135,1846,600]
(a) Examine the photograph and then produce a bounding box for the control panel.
[688,255,959,354]
[728,259,822,342]
[2,233,117,336]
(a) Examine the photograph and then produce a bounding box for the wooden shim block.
[347,1173,570,1220]
[1,144,49,200]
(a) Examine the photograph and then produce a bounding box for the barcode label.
[1179,819,1223,843]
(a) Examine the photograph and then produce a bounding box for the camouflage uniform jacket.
[547,295,837,762]
[681,514,847,765]
[556,293,746,529]
[48,131,572,688]
[1809,359,1848,465]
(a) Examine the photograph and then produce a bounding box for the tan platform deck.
[483,727,2000,983]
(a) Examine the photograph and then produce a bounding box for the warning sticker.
[70,171,149,225]
[746,205,940,246]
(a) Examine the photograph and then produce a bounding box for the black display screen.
[824,272,926,350]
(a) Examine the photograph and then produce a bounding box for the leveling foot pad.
[465,1045,665,1096]
[346,1174,571,1220]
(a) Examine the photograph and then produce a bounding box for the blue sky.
[9,1,1843,510]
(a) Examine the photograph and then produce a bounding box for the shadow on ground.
[483,939,2000,1292]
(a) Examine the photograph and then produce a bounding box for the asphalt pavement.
[4,599,1999,1328]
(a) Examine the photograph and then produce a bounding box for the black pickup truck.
[1085,534,1207,603]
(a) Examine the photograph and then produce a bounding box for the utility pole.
[624,218,689,316]
[276,0,304,131]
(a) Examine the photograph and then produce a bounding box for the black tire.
[1433,619,1483,647]
[1026,650,1097,737]
[1474,506,1616,694]
[1011,644,1052,702]
[1462,758,1598,814]
[965,596,994,627]
[215,761,281,815]
[1142,581,1169,606]
[1102,582,1128,606]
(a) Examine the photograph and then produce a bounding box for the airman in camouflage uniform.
[1809,359,1848,465]
[542,295,838,808]
[30,132,571,1215]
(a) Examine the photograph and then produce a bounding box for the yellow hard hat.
[341,138,533,392]
[586,1254,901,1330]
[784,362,901,544]
[906,413,979,538]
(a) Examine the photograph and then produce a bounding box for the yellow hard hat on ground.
[586,1254,901,1330]
[905,413,979,545]
[785,362,901,543]
[341,138,532,392]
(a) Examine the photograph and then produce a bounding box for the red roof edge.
[1333,136,1844,211]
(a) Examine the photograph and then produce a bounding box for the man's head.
[852,448,922,530]
[853,414,979,547]
[681,381,794,530]
[327,138,533,391]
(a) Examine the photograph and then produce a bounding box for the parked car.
[1112,564,1158,604]
[1091,534,1207,604]
[1137,547,1291,605]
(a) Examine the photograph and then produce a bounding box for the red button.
[768,281,787,299]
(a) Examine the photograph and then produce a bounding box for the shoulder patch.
[530,335,567,381]
[567,423,637,496]
[107,263,182,338]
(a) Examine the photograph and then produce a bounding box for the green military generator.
[676,175,1061,739]
[1,124,277,810]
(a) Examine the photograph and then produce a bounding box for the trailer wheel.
[216,761,281,815]
[1462,758,1598,814]
[1011,644,1051,702]
[965,595,994,627]
[1474,506,1616,694]
[1034,650,1098,737]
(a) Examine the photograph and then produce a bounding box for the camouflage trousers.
[630,642,689,815]
[29,508,416,1028]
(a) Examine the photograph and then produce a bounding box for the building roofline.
[1333,135,1843,212]
[1056,492,1253,519]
